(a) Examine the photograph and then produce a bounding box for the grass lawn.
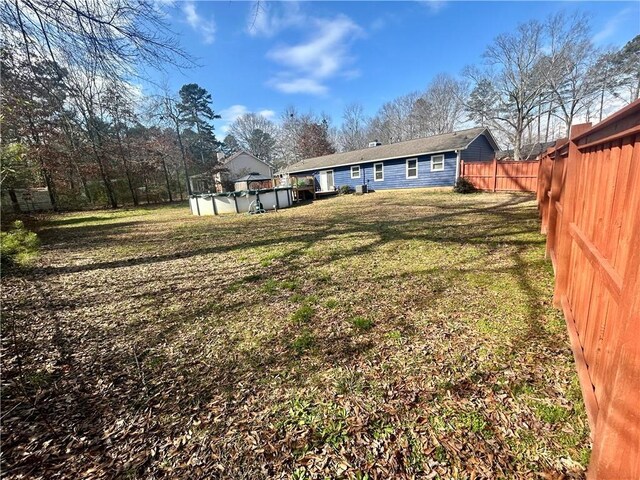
[1,189,589,479]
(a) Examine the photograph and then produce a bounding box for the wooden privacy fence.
[536,99,640,479]
[461,158,539,192]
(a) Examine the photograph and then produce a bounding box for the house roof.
[496,141,555,161]
[222,150,274,168]
[285,127,497,173]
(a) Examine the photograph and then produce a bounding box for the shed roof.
[286,127,497,173]
[496,141,556,161]
[234,172,272,182]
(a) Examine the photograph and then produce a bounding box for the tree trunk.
[545,99,554,143]
[87,126,118,208]
[161,157,173,202]
[26,116,58,211]
[174,124,191,195]
[176,170,184,201]
[8,189,22,213]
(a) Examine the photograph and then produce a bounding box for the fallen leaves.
[1,191,589,479]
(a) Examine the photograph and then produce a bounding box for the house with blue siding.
[285,127,499,192]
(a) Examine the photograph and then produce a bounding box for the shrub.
[1,220,39,268]
[338,185,353,195]
[454,177,477,194]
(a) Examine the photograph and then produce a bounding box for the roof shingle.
[286,127,492,173]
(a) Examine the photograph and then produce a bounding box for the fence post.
[552,123,591,307]
[492,157,498,192]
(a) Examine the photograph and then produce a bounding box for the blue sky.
[150,1,640,135]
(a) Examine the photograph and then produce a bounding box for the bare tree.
[614,35,640,103]
[542,12,600,136]
[228,113,279,163]
[1,0,190,78]
[338,103,369,151]
[414,73,467,135]
[465,20,548,160]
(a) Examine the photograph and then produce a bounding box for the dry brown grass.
[1,189,589,479]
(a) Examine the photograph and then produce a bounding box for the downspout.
[454,150,461,183]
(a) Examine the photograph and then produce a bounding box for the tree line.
[1,2,638,211]
[227,13,638,163]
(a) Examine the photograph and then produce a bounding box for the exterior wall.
[190,188,293,215]
[460,134,496,162]
[225,153,272,179]
[1,188,53,213]
[292,151,458,191]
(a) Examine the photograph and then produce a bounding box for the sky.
[148,1,640,136]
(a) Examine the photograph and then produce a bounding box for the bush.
[1,220,40,268]
[454,177,477,194]
[338,185,353,195]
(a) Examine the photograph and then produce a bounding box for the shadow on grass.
[2,192,571,478]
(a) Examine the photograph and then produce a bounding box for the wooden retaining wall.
[461,158,539,192]
[536,99,640,479]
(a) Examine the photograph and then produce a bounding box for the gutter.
[454,150,461,182]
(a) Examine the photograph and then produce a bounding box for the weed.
[386,330,402,343]
[334,368,365,394]
[291,305,314,324]
[350,316,373,331]
[291,467,309,480]
[261,279,279,294]
[370,419,394,440]
[291,330,314,353]
[280,279,298,291]
[534,401,569,424]
[1,220,39,268]
[290,293,305,303]
[324,298,339,309]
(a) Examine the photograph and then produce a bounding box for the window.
[431,154,445,172]
[374,162,384,181]
[406,158,418,178]
[351,165,361,179]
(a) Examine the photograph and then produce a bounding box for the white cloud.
[258,109,276,119]
[592,8,633,45]
[218,105,277,133]
[266,14,363,96]
[247,1,304,37]
[269,78,328,96]
[421,0,447,14]
[182,1,216,44]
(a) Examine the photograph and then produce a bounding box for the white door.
[320,170,334,191]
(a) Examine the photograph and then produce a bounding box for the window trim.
[431,154,445,172]
[373,162,384,181]
[406,158,418,179]
[350,165,361,179]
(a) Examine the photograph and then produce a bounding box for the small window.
[406,158,418,178]
[374,162,384,181]
[351,165,361,179]
[431,154,445,172]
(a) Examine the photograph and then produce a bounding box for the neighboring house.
[215,151,274,192]
[497,141,556,161]
[284,127,499,192]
